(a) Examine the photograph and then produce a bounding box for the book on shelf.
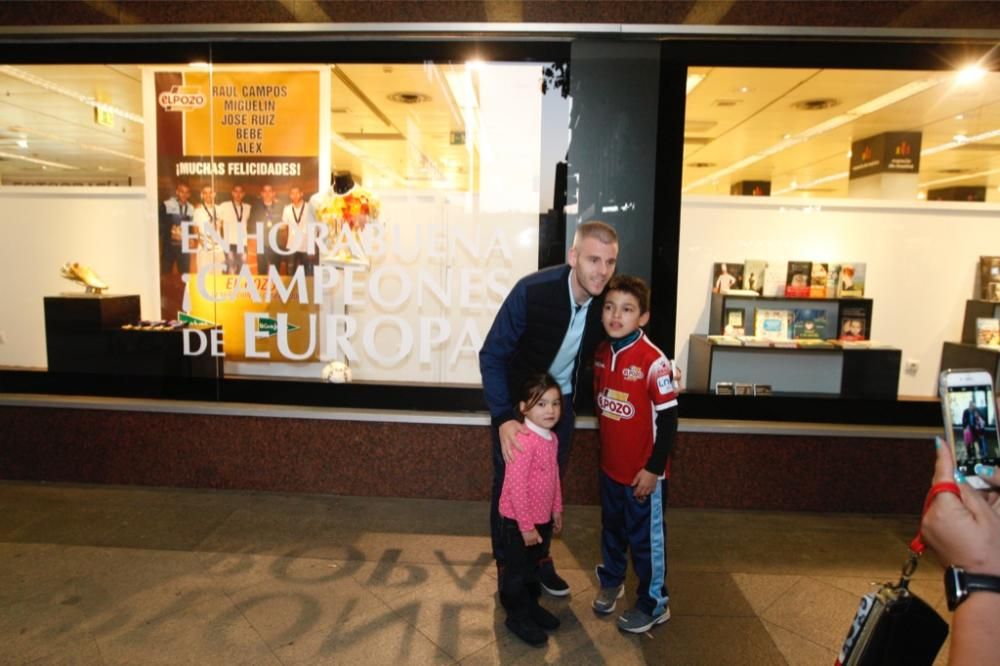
[738,336,773,347]
[809,263,829,298]
[792,308,828,339]
[837,262,866,297]
[715,381,735,395]
[825,263,841,298]
[976,317,1000,347]
[724,307,746,336]
[754,308,792,340]
[979,256,1000,301]
[835,339,891,349]
[796,338,836,349]
[707,335,743,346]
[838,305,868,341]
[764,261,789,297]
[733,382,754,396]
[753,384,773,396]
[712,262,744,294]
[785,261,812,298]
[742,259,767,295]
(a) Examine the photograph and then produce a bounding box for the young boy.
[591,275,677,633]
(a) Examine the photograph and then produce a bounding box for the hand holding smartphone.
[939,369,1000,490]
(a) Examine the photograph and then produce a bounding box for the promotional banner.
[154,69,321,359]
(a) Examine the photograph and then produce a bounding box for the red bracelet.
[910,481,962,554]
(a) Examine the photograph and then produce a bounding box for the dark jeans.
[499,518,552,619]
[490,393,575,564]
[161,242,191,274]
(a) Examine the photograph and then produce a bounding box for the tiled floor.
[0,482,952,665]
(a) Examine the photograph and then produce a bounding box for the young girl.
[497,373,564,646]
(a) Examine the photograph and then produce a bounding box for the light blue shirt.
[548,273,592,395]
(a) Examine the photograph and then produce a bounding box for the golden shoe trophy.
[60,262,109,294]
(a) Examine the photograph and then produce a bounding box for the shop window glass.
[678,66,1000,399]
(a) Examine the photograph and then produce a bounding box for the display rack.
[689,293,899,398]
[43,294,220,378]
[940,299,1000,384]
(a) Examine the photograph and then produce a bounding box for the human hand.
[922,438,1000,576]
[499,420,528,464]
[672,361,683,390]
[631,469,658,502]
[553,512,563,534]
[522,528,542,546]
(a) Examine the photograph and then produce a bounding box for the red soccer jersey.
[594,331,678,485]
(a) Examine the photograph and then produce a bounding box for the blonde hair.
[573,220,618,248]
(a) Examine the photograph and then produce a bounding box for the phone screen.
[942,382,1000,477]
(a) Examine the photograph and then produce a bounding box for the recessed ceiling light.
[955,114,965,120]
[15,139,27,149]
[792,98,841,111]
[846,149,852,158]
[917,192,927,200]
[954,133,969,143]
[782,133,792,140]
[387,92,430,104]
[737,86,753,94]
[957,65,987,85]
[790,180,798,189]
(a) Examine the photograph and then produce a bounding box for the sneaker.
[529,602,561,630]
[537,558,570,597]
[505,615,548,646]
[618,606,670,633]
[592,583,625,615]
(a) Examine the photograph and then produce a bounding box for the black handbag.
[835,482,955,666]
[835,562,948,665]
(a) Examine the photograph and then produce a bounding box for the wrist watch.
[945,566,1000,610]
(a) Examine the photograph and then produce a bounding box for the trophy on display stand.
[59,262,109,295]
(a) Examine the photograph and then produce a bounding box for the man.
[480,220,619,596]
[159,182,193,275]
[192,185,223,274]
[253,183,285,276]
[219,184,252,275]
[283,185,315,276]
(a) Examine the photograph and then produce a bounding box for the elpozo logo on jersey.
[158,85,207,112]
[597,391,635,420]
[622,365,644,381]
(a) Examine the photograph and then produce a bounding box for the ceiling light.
[955,114,965,120]
[957,65,987,85]
[0,150,76,170]
[923,166,1000,188]
[737,86,753,94]
[773,171,848,196]
[923,126,1000,156]
[790,179,798,189]
[686,73,705,95]
[9,125,144,163]
[0,65,144,125]
[846,150,852,158]
[15,139,27,149]
[782,133,792,140]
[917,192,927,200]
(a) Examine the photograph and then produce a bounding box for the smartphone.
[939,369,1000,489]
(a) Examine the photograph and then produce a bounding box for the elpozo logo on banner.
[158,85,207,112]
